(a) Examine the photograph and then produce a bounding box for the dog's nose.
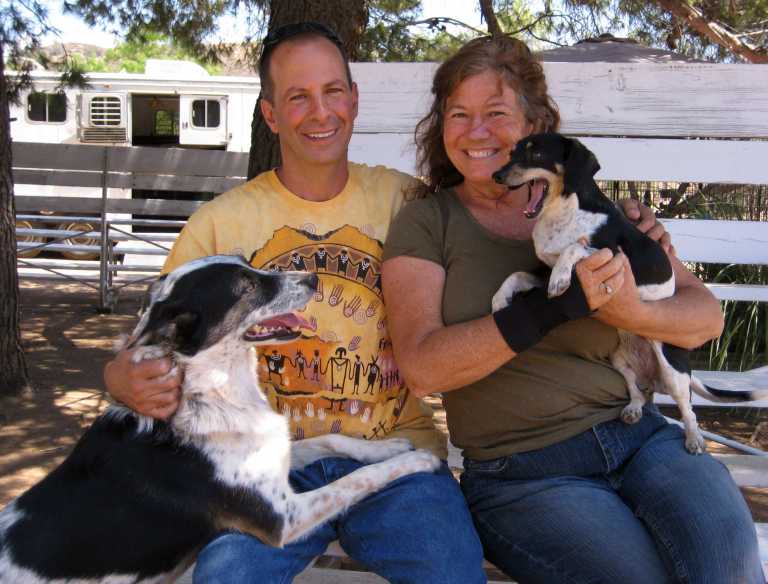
[302,273,319,292]
[492,170,506,184]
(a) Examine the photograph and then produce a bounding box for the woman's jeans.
[461,407,763,584]
[194,457,486,584]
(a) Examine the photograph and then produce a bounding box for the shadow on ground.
[0,279,145,505]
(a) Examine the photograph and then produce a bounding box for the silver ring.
[603,282,614,295]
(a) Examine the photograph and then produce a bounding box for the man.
[104,22,486,584]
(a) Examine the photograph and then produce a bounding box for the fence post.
[98,146,110,312]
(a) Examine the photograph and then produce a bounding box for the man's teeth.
[466,149,497,159]
[307,130,336,139]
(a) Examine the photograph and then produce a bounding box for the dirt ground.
[2,277,767,522]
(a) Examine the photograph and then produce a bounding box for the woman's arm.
[383,250,623,397]
[591,254,724,349]
[382,256,514,397]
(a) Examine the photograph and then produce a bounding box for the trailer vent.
[90,96,122,127]
[81,127,127,142]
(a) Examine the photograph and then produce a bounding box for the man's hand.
[104,349,182,420]
[617,198,675,255]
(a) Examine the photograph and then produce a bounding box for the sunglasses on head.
[260,22,344,61]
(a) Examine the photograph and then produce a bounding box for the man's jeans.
[460,407,763,584]
[194,457,486,584]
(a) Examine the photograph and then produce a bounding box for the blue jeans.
[194,457,486,584]
[460,407,763,584]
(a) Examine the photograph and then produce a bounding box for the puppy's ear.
[563,137,600,193]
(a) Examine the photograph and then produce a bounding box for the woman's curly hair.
[410,36,560,199]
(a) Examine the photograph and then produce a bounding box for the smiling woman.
[382,35,763,583]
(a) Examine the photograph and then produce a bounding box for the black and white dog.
[491,133,767,454]
[0,255,440,583]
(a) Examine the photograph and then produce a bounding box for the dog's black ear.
[563,137,600,193]
[156,310,201,348]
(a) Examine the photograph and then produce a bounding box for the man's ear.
[260,97,279,135]
[564,137,601,193]
[351,81,359,121]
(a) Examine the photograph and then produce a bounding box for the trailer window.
[27,92,67,123]
[90,96,122,126]
[191,99,220,128]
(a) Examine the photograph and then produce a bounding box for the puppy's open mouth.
[244,313,315,342]
[524,178,549,219]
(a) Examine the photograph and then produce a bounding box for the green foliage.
[358,0,472,62]
[67,32,222,74]
[492,0,768,62]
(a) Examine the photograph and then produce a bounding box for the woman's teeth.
[466,149,497,159]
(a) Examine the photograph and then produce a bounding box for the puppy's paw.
[621,404,643,425]
[684,432,706,455]
[391,449,441,475]
[358,438,414,462]
[547,275,572,298]
[131,344,168,364]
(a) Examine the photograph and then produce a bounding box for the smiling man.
[103,22,486,584]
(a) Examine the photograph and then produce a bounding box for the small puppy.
[491,133,767,453]
[0,255,439,583]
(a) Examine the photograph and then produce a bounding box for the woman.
[382,36,762,583]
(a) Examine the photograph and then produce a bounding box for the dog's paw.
[358,438,414,462]
[391,449,441,475]
[131,344,168,364]
[491,290,511,312]
[621,404,643,425]
[547,275,572,298]
[684,432,706,455]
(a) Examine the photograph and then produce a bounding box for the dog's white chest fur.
[533,192,606,266]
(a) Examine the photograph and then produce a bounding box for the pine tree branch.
[654,0,768,63]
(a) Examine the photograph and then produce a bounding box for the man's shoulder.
[192,172,274,216]
[350,162,416,192]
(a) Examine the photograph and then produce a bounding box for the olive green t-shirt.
[383,189,630,460]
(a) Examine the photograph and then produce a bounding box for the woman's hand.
[573,249,630,312]
[104,349,182,420]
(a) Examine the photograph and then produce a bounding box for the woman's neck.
[454,180,537,240]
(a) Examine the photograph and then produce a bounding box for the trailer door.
[179,95,228,147]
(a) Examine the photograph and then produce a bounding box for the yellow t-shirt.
[163,163,447,458]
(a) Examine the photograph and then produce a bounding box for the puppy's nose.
[492,169,506,184]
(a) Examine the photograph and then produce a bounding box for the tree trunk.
[0,44,31,396]
[246,0,369,179]
[479,0,504,37]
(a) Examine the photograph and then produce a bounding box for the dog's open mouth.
[244,313,315,342]
[524,178,549,219]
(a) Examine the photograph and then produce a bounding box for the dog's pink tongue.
[261,313,315,331]
[525,179,547,215]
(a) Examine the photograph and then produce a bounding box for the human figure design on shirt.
[289,251,307,271]
[293,349,307,379]
[350,354,364,395]
[314,247,328,271]
[336,248,351,276]
[264,350,287,383]
[310,349,322,382]
[355,257,372,283]
[327,347,350,393]
[365,356,380,394]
